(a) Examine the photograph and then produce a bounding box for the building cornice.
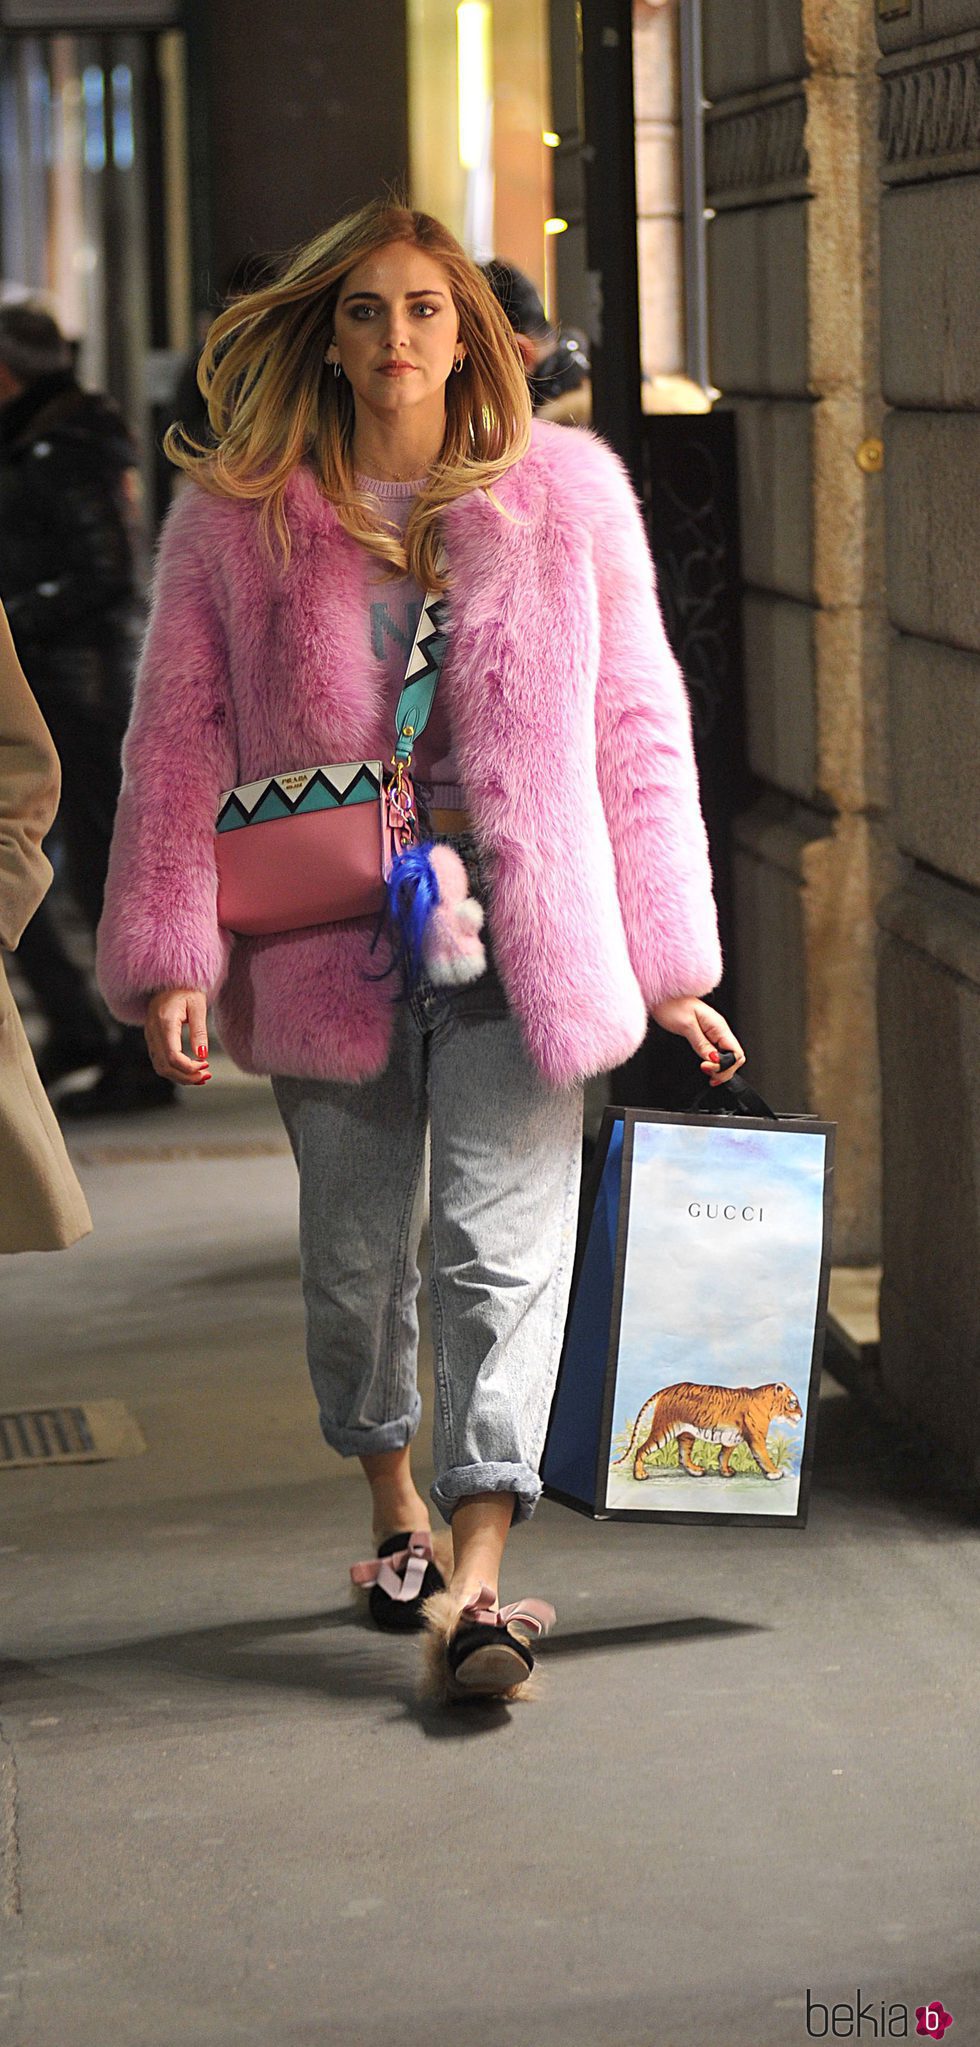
[879,31,980,184]
[705,83,808,211]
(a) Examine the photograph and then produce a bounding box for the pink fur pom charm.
[422,844,487,986]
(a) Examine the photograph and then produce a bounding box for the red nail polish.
[710,1051,720,1062]
[197,1044,207,1060]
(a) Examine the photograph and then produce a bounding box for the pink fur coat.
[97,420,721,1088]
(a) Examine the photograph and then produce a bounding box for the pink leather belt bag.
[215,586,450,938]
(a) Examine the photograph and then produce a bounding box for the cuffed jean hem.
[430,1461,543,1528]
[318,1391,423,1461]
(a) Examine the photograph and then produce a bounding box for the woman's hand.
[650,995,745,1088]
[144,988,211,1085]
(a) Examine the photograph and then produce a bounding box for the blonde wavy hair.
[164,199,533,592]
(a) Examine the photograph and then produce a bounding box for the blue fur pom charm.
[383,842,442,991]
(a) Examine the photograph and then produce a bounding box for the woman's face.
[328,241,465,416]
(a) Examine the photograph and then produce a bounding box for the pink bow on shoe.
[459,1583,556,1637]
[350,1532,435,1603]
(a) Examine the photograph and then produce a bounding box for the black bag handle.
[688,1049,780,1121]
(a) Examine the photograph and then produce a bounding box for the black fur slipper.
[350,1530,449,1633]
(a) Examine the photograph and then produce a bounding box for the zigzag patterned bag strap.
[391,581,451,768]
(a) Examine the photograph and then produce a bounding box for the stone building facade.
[702,0,980,1471]
[874,1,980,1459]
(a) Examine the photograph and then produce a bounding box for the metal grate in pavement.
[0,1400,146,1469]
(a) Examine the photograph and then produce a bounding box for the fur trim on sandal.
[420,1583,555,1704]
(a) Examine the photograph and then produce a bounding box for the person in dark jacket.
[480,260,591,423]
[0,301,172,1114]
[171,252,278,463]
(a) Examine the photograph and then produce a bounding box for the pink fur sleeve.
[589,438,722,1007]
[96,494,237,1024]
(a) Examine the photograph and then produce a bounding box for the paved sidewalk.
[2,1067,977,2047]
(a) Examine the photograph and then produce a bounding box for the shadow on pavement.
[811,1381,978,1528]
[0,1609,763,1740]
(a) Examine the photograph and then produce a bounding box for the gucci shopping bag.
[541,1082,835,1529]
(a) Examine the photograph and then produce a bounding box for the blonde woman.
[97,200,742,1702]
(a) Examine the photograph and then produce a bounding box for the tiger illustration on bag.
[612,1381,803,1482]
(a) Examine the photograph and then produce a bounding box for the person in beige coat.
[0,603,92,1251]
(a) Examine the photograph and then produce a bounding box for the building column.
[875,3,980,1469]
[702,0,893,1261]
[632,0,685,386]
[198,1,409,286]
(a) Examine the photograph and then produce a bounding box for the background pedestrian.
[0,301,169,1116]
[480,258,592,424]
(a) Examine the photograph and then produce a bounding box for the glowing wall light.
[457,2,492,171]
[542,130,560,147]
[544,216,568,234]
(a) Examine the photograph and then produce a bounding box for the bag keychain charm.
[371,585,487,995]
[215,566,486,990]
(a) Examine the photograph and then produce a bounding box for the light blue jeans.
[271,844,584,1525]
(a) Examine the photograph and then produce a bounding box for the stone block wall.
[202,0,408,286]
[703,0,980,1465]
[702,0,892,1259]
[875,8,980,1474]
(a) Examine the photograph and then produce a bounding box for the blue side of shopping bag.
[541,1086,835,1529]
[539,1115,625,1511]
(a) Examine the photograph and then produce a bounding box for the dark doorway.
[547,0,750,1109]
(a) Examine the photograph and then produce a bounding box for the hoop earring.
[453,355,464,373]
[333,361,343,379]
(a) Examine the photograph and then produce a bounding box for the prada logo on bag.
[216,762,384,833]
